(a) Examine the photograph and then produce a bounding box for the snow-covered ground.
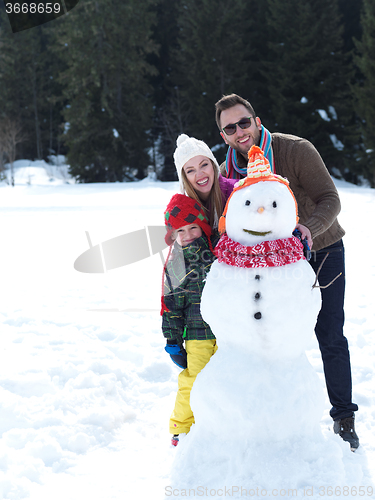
[0,163,374,499]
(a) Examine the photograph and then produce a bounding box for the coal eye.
[245,200,251,206]
[272,201,277,208]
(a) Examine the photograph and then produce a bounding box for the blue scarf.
[224,125,275,179]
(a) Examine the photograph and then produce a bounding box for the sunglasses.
[222,116,253,136]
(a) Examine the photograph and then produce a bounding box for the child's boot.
[171,434,179,446]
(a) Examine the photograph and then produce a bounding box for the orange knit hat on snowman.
[218,146,299,234]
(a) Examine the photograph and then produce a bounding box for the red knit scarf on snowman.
[215,234,304,268]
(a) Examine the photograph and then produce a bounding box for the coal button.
[254,312,262,320]
[255,292,261,300]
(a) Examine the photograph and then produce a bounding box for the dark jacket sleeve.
[161,265,185,346]
[275,136,342,239]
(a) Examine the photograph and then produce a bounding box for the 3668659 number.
[318,486,374,496]
[5,3,61,14]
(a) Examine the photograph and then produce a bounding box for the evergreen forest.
[1,0,375,186]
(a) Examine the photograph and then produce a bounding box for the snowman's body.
[195,179,323,441]
[169,158,329,492]
[194,257,322,442]
[202,258,318,360]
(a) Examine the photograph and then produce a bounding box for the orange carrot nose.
[257,207,265,213]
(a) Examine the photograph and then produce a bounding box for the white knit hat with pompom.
[173,134,220,193]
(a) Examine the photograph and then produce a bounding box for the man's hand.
[295,223,313,249]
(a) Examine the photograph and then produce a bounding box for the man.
[215,93,359,451]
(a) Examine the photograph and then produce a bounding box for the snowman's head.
[219,145,298,246]
[225,181,298,246]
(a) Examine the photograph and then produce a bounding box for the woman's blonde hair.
[181,159,224,229]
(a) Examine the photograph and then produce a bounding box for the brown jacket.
[220,133,345,252]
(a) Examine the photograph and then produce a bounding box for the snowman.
[168,146,335,495]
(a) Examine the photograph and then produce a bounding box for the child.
[161,193,218,446]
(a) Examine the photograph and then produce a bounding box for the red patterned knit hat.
[164,194,212,247]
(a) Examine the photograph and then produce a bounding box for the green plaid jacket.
[162,235,217,345]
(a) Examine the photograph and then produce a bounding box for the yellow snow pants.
[169,339,218,435]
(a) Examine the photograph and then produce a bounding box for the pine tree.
[168,0,261,161]
[263,0,357,175]
[54,0,158,182]
[353,0,375,187]
[0,8,66,161]
[147,0,181,181]
[338,0,363,53]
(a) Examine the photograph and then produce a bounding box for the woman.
[173,134,236,230]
